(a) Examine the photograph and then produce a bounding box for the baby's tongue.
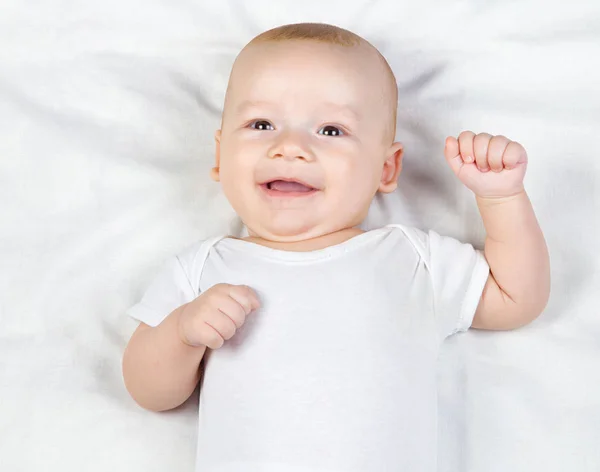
[269,180,313,192]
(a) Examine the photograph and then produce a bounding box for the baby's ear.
[378,142,403,193]
[211,130,222,182]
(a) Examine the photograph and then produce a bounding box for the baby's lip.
[258,177,320,190]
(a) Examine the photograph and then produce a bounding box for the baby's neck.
[242,227,365,252]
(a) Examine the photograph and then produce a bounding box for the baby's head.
[212,23,403,242]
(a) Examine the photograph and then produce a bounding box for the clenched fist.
[178,283,260,349]
[444,131,528,198]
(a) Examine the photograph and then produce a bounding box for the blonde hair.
[250,22,363,47]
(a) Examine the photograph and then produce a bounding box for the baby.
[123,23,550,472]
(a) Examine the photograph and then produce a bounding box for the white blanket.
[1,1,598,471]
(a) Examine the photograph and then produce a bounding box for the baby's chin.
[245,220,343,244]
[247,225,323,243]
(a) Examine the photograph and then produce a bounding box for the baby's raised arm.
[444,132,550,330]
[122,284,260,412]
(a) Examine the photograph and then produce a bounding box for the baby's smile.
[259,178,320,198]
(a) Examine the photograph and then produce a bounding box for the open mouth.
[260,179,319,197]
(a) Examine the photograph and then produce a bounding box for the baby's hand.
[178,284,260,349]
[444,132,528,198]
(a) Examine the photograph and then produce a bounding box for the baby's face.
[214,40,402,242]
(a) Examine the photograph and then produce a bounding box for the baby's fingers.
[458,131,476,163]
[181,308,226,349]
[503,141,527,169]
[487,135,510,172]
[473,133,493,172]
[198,325,224,350]
[229,285,261,314]
[444,136,464,175]
[202,310,236,344]
[213,295,248,328]
[444,136,459,160]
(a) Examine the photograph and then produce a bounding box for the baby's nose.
[267,130,315,162]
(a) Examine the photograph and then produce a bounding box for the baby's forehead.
[237,39,383,72]
[232,41,395,97]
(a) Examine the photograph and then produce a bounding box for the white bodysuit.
[128,225,489,472]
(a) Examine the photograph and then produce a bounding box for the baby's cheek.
[356,158,381,188]
[220,152,251,181]
[332,161,377,203]
[219,161,250,200]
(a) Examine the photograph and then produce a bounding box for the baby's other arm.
[473,190,550,329]
[122,284,259,412]
[444,132,551,330]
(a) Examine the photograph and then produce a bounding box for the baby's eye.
[249,120,274,131]
[318,125,344,137]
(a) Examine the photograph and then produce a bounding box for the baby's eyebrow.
[235,100,273,115]
[320,102,361,122]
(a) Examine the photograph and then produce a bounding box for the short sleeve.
[126,255,197,327]
[427,230,490,338]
